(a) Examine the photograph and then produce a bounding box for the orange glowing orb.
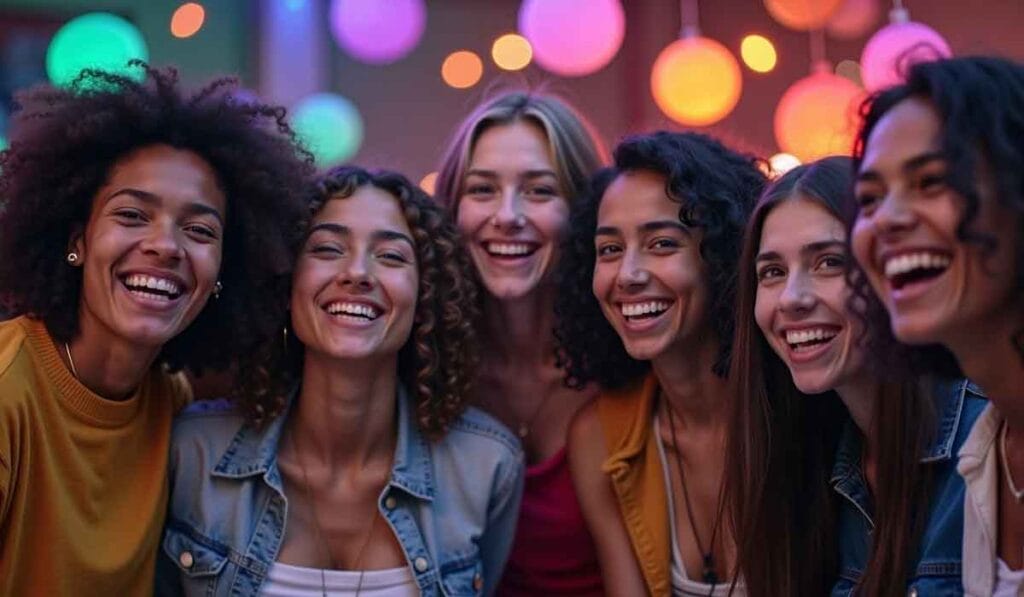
[442,50,483,89]
[419,172,438,195]
[774,70,865,162]
[764,0,843,31]
[171,3,205,39]
[651,36,743,127]
[492,34,532,71]
[741,34,777,73]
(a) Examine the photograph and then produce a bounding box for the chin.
[620,338,669,362]
[890,315,946,346]
[791,376,835,395]
[480,277,543,300]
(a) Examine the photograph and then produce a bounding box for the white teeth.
[883,251,951,279]
[124,274,182,296]
[620,301,671,317]
[785,328,839,346]
[326,302,380,319]
[486,242,534,256]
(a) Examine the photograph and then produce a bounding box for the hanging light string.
[680,0,700,38]
[890,0,909,23]
[808,28,829,73]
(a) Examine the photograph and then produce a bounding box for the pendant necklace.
[663,397,725,586]
[1000,421,1024,503]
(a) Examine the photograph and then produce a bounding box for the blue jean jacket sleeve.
[479,448,525,596]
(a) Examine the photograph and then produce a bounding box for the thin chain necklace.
[288,431,377,596]
[63,342,78,379]
[517,391,554,438]
[1000,421,1024,503]
[663,397,725,586]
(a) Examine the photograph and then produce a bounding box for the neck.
[651,335,729,430]
[482,286,556,369]
[835,375,881,469]
[288,351,398,469]
[64,310,162,400]
[949,309,1024,427]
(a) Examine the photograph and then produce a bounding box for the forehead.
[861,98,942,172]
[597,170,677,227]
[314,186,411,237]
[105,144,225,208]
[759,197,845,252]
[468,120,554,171]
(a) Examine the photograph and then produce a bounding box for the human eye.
[522,184,559,201]
[596,243,622,258]
[183,223,219,242]
[854,185,881,215]
[464,182,497,199]
[650,237,680,251]
[112,208,147,225]
[917,172,948,195]
[816,253,847,273]
[756,264,785,283]
[377,249,411,264]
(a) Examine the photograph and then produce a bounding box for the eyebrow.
[856,151,946,183]
[464,169,558,180]
[106,188,225,226]
[595,220,690,237]
[308,223,415,248]
[755,240,846,263]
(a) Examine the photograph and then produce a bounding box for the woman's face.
[72,144,225,348]
[591,170,711,361]
[291,186,418,363]
[851,98,1020,349]
[754,197,866,394]
[456,120,570,300]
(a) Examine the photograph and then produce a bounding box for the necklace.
[663,397,725,586]
[288,431,377,596]
[517,391,554,438]
[1000,421,1024,503]
[63,342,78,379]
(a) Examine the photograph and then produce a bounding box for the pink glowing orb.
[826,0,881,40]
[774,70,865,162]
[329,0,426,65]
[518,0,625,77]
[860,20,951,91]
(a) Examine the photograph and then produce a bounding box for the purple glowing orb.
[329,0,426,65]
[518,0,625,77]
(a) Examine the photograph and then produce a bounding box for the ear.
[67,224,85,265]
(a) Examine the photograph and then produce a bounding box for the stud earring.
[66,252,79,265]
[213,280,223,299]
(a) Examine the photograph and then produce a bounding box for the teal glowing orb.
[46,12,148,88]
[291,93,363,166]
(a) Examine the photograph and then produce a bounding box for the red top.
[496,447,605,596]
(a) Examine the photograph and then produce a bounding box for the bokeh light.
[774,70,864,162]
[518,0,625,77]
[420,172,438,195]
[0,136,7,151]
[826,0,881,40]
[291,93,363,166]
[740,34,777,73]
[835,59,863,85]
[764,0,844,31]
[329,0,426,65]
[171,3,205,39]
[769,153,802,177]
[651,36,743,127]
[860,15,951,92]
[442,51,483,89]
[492,34,533,71]
[46,12,148,88]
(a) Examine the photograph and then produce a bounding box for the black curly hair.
[0,63,314,402]
[853,56,1024,359]
[248,166,481,438]
[555,131,766,389]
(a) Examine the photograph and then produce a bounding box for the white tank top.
[994,558,1024,597]
[261,562,420,596]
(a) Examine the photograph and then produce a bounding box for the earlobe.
[66,226,85,267]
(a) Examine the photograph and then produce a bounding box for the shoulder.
[0,317,35,390]
[168,400,247,464]
[929,378,988,459]
[567,400,608,476]
[446,405,522,460]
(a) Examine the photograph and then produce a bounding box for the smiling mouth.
[324,301,382,322]
[620,300,672,321]
[785,327,839,353]
[120,274,184,301]
[483,241,539,259]
[883,251,951,291]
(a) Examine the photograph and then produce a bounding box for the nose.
[779,271,816,314]
[490,186,526,231]
[139,220,184,262]
[871,192,917,237]
[615,249,650,291]
[338,250,374,291]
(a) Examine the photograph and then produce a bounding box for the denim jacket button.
[384,496,397,510]
[414,557,429,572]
[907,587,918,597]
[179,551,194,569]
[473,573,484,591]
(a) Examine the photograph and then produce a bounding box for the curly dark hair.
[242,166,480,438]
[555,131,766,389]
[0,62,314,404]
[853,56,1024,359]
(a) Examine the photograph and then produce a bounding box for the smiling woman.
[0,64,312,594]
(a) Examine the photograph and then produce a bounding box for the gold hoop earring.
[66,252,79,265]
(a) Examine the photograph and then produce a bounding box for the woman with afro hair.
[557,131,764,596]
[0,63,312,595]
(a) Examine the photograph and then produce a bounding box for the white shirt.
[261,562,419,596]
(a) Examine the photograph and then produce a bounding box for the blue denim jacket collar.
[209,385,435,500]
[829,378,973,526]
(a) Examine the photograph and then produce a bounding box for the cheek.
[533,202,571,239]
[753,287,775,337]
[851,221,875,277]
[192,243,223,282]
[591,262,614,300]
[456,202,489,235]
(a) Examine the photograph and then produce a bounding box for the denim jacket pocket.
[161,522,230,579]
[439,550,484,596]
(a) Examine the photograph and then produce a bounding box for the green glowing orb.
[291,93,364,166]
[46,12,148,88]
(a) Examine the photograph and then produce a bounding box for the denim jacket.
[155,387,525,596]
[831,379,987,596]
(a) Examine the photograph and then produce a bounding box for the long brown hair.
[726,157,950,596]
